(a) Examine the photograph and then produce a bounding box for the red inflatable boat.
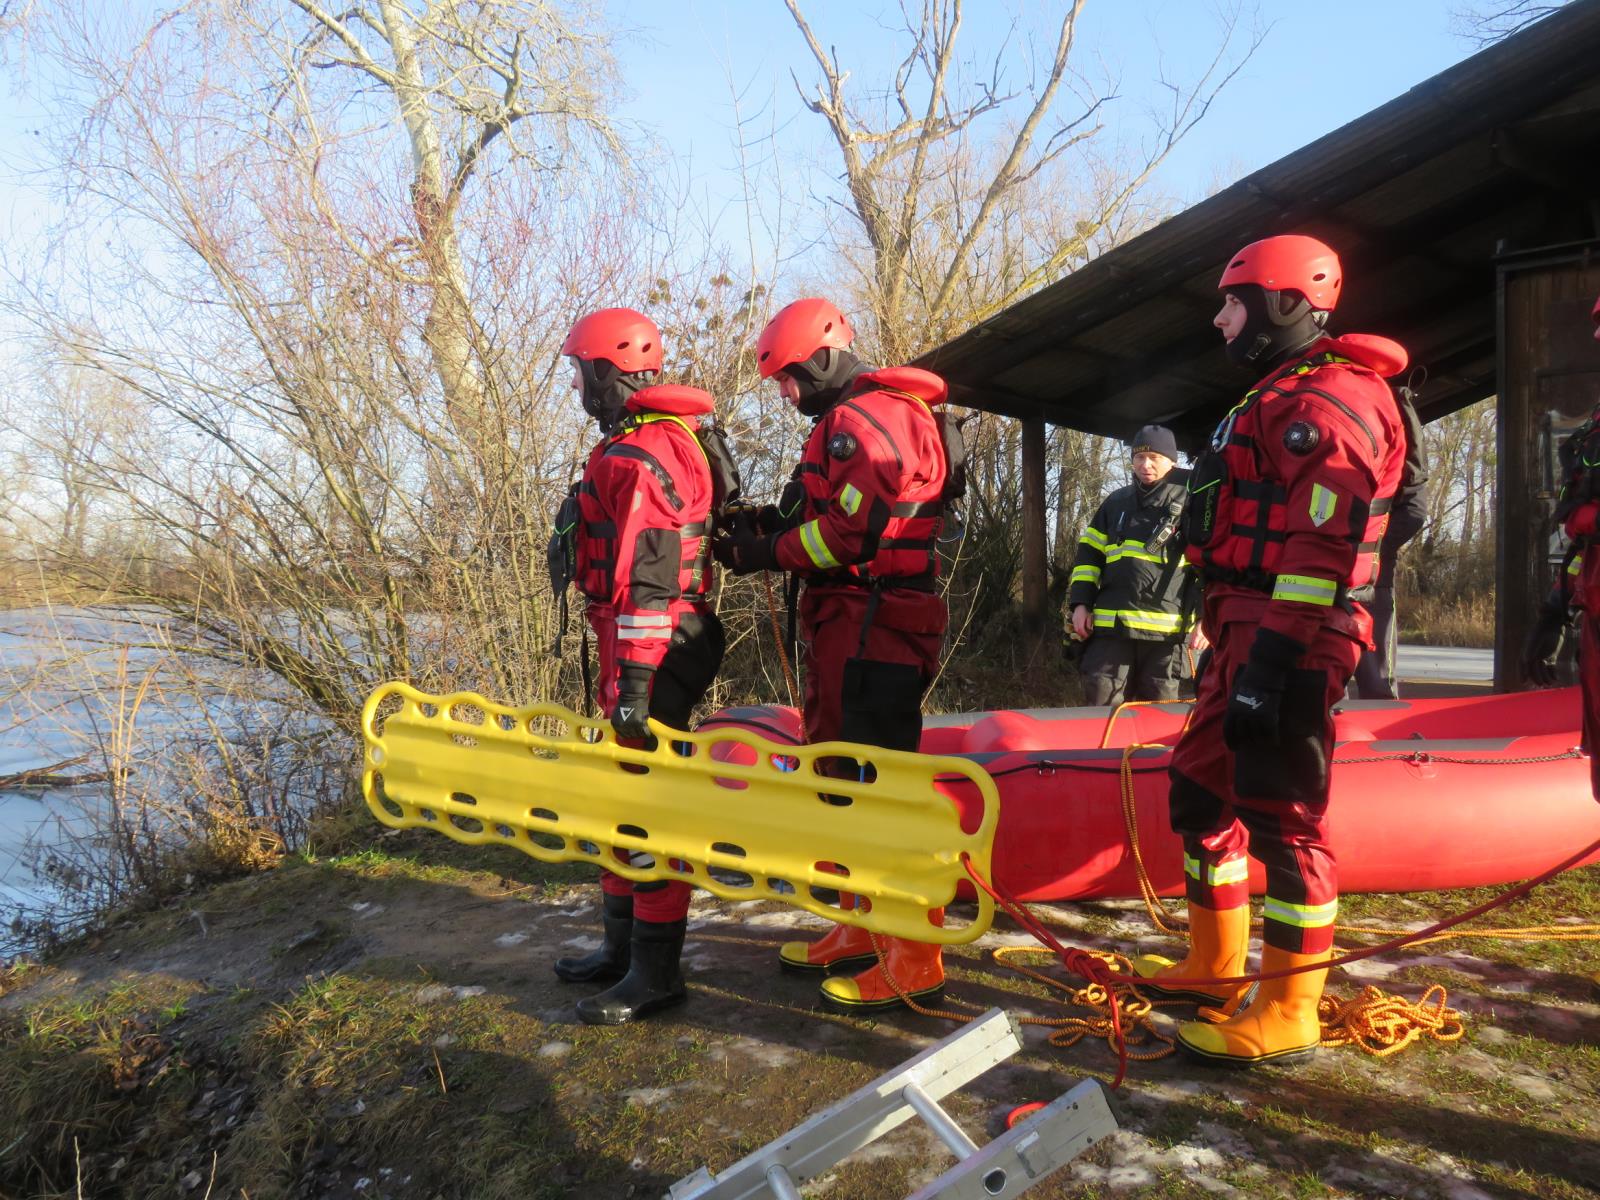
[701,689,1600,900]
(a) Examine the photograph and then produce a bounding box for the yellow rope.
[1317,984,1465,1056]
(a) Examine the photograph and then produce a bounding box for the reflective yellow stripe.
[1104,540,1165,565]
[1183,854,1248,886]
[1069,565,1102,586]
[1569,552,1584,577]
[1309,482,1339,525]
[1209,857,1249,886]
[798,519,841,570]
[1263,896,1338,928]
[1271,574,1338,607]
[839,483,864,517]
[1093,608,1183,633]
[1080,527,1108,552]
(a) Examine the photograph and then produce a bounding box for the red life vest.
[772,367,949,587]
[575,385,715,667]
[1185,336,1408,646]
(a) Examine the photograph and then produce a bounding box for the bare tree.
[1453,1,1571,45]
[2,1,667,727]
[783,0,1265,361]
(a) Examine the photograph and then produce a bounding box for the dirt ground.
[2,827,1597,1200]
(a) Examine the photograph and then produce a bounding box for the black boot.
[574,917,687,1025]
[553,892,633,983]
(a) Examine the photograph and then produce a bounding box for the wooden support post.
[1022,416,1047,639]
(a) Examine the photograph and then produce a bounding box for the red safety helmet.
[561,308,662,374]
[756,298,854,379]
[1218,235,1342,312]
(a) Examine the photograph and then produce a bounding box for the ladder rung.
[902,1081,980,1160]
[763,1164,803,1200]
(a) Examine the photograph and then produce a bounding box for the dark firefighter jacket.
[1067,474,1194,641]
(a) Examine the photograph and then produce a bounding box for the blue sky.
[0,3,1485,287]
[612,1,1475,226]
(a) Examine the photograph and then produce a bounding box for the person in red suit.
[1131,236,1408,1067]
[1525,291,1600,804]
[712,298,953,1013]
[549,307,725,1026]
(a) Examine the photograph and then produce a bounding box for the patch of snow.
[494,930,530,947]
[624,1085,687,1108]
[414,984,452,1004]
[539,1041,573,1059]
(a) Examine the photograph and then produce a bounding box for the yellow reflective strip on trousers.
[1263,896,1339,928]
[1570,553,1584,576]
[361,683,999,945]
[1184,853,1201,881]
[799,519,841,569]
[1271,574,1338,606]
[1208,858,1249,886]
[839,483,863,516]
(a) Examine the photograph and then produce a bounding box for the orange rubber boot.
[1176,945,1329,1067]
[818,910,945,1013]
[778,892,876,974]
[1130,903,1253,1009]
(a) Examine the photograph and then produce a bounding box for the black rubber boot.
[574,917,687,1026]
[553,892,633,984]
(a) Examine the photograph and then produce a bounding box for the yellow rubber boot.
[1176,945,1329,1067]
[1130,903,1253,1009]
[778,891,877,974]
[818,910,945,1013]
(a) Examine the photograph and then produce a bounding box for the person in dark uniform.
[1066,425,1197,704]
[1352,386,1427,699]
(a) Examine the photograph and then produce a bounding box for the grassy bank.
[2,816,1596,1200]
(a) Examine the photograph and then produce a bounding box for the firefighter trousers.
[594,608,725,922]
[1167,615,1360,955]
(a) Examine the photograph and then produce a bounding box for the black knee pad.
[1168,768,1226,837]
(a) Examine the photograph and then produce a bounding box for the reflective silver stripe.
[1263,896,1338,928]
[617,613,672,627]
[1271,574,1338,606]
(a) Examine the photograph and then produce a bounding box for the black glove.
[610,662,653,741]
[1223,628,1305,750]
[1522,600,1570,688]
[720,501,780,538]
[711,528,778,576]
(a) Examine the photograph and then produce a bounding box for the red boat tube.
[701,690,1600,901]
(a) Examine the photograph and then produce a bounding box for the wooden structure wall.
[1496,245,1600,688]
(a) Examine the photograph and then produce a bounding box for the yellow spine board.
[361,682,998,945]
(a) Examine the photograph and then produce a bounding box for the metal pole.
[902,1081,981,1160]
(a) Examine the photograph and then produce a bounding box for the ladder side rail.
[667,1009,1021,1200]
[905,1080,1119,1200]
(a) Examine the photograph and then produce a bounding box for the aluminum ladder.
[667,1007,1118,1200]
